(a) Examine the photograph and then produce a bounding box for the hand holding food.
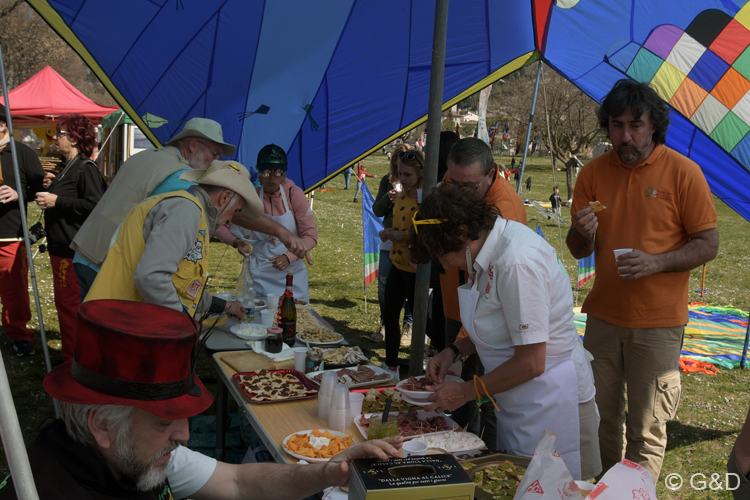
[224,300,246,320]
[571,205,599,240]
[588,200,606,212]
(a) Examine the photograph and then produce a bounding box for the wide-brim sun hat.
[179,160,264,219]
[44,300,213,419]
[165,117,236,157]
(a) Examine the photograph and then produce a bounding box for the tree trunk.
[565,158,577,202]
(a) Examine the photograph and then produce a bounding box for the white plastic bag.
[514,430,581,499]
[585,460,656,500]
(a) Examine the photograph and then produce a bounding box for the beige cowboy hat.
[180,160,264,219]
[166,117,236,157]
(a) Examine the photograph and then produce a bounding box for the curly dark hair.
[408,186,499,264]
[57,113,97,158]
[596,79,670,145]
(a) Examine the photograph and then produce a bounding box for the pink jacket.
[215,178,317,263]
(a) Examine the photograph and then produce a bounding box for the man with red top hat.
[0,299,402,500]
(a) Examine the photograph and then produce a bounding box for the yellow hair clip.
[412,210,447,234]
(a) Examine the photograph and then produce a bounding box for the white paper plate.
[396,375,463,402]
[230,323,268,340]
[410,430,486,454]
[295,332,345,346]
[281,429,352,462]
[353,410,460,441]
[307,365,394,389]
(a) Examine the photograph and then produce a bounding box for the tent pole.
[96,111,125,165]
[516,60,543,196]
[409,0,449,377]
[742,314,749,369]
[0,43,42,500]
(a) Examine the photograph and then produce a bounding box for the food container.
[265,326,283,354]
[306,348,324,373]
[366,414,399,440]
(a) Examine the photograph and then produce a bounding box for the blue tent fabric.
[29,0,750,223]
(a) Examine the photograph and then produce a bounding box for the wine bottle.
[279,270,297,347]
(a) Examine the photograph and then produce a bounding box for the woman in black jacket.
[35,114,106,362]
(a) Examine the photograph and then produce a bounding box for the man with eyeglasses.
[438,137,527,450]
[70,118,308,299]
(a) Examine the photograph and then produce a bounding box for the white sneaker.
[370,321,385,342]
[380,362,400,382]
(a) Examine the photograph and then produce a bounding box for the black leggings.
[383,265,432,367]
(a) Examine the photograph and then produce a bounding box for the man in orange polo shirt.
[440,137,526,450]
[567,79,718,481]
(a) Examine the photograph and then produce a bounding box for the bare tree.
[504,63,604,201]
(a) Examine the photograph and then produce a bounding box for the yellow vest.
[85,190,209,317]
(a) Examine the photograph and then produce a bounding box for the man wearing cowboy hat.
[0,300,402,499]
[85,161,263,319]
[71,117,308,299]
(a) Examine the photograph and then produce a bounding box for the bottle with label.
[279,270,297,347]
[235,255,255,321]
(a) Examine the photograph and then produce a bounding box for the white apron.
[247,185,309,303]
[458,274,582,479]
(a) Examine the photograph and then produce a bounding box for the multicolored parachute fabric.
[575,303,749,370]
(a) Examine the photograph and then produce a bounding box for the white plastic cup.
[613,248,633,276]
[328,408,349,432]
[260,309,275,326]
[293,347,308,372]
[317,371,338,420]
[417,188,423,203]
[402,440,428,457]
[331,384,351,410]
[267,294,281,311]
[394,182,403,193]
[253,340,264,352]
[348,393,364,422]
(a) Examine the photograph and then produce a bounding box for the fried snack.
[284,429,355,459]
[589,200,606,212]
[295,306,340,341]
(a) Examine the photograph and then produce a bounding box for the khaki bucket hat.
[166,117,236,157]
[180,161,264,219]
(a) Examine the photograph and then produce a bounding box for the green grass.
[1,151,749,499]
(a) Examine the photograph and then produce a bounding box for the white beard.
[113,426,178,492]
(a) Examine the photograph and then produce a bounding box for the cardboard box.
[349,454,474,500]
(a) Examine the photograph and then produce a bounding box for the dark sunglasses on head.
[398,151,416,160]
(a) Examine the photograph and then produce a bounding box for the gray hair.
[447,137,495,175]
[57,400,135,446]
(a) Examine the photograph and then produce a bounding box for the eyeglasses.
[196,139,222,161]
[259,169,286,178]
[412,210,447,234]
[398,151,417,160]
[55,130,71,138]
[443,171,491,192]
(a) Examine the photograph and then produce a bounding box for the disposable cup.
[348,393,364,421]
[293,347,308,372]
[267,294,281,310]
[394,182,403,193]
[331,384,351,411]
[260,309,275,326]
[253,340,264,352]
[328,408,349,432]
[613,248,633,276]
[402,440,428,457]
[317,372,338,420]
[417,188,423,203]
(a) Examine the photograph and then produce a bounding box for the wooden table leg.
[215,376,228,461]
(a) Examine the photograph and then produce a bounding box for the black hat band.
[71,360,201,401]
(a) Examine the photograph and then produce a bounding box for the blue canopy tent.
[27,0,750,363]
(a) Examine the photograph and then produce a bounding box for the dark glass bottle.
[279,270,297,347]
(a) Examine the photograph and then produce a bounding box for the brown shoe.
[400,322,413,346]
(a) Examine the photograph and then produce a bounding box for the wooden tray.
[232,369,318,404]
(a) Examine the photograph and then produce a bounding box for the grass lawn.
[1,151,749,499]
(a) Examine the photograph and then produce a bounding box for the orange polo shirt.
[441,166,527,323]
[571,144,717,328]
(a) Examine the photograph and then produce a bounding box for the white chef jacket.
[470,218,595,403]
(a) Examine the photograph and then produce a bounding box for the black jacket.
[0,419,171,500]
[44,155,106,258]
[0,141,45,239]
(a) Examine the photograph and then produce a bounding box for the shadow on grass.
[665,420,737,451]
[309,298,358,309]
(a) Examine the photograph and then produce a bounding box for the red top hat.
[44,300,213,419]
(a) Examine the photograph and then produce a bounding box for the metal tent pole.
[0,45,52,375]
[409,0,448,376]
[96,111,125,165]
[516,61,543,196]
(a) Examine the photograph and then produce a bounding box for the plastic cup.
[348,393,364,421]
[402,440,428,457]
[394,182,403,193]
[328,408,349,432]
[417,188,423,203]
[317,371,338,420]
[613,248,633,276]
[267,294,281,310]
[260,309,275,326]
[253,340,264,352]
[331,384,351,411]
[293,347,308,372]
